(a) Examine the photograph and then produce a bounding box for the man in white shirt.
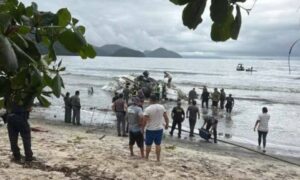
[254,107,270,153]
[143,94,169,162]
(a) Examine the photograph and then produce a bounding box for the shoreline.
[1,117,299,179]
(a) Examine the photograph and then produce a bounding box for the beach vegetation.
[0,0,96,110]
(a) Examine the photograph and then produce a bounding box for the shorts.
[145,129,163,146]
[129,131,144,148]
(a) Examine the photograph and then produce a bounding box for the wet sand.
[0,116,299,180]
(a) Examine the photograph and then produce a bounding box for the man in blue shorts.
[126,97,144,157]
[144,94,169,162]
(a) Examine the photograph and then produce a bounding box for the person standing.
[123,85,130,104]
[6,103,34,162]
[112,93,127,137]
[211,88,220,108]
[164,71,172,88]
[63,92,72,123]
[202,115,218,143]
[186,100,200,137]
[71,91,81,125]
[169,101,185,138]
[254,107,270,153]
[188,88,198,104]
[154,84,160,101]
[144,94,169,162]
[225,94,235,114]
[220,88,226,109]
[201,86,210,108]
[126,97,144,158]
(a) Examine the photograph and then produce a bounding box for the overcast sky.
[21,0,300,57]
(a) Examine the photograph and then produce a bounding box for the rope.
[173,126,300,167]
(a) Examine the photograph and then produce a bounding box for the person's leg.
[205,99,209,108]
[67,107,72,123]
[72,108,76,124]
[178,122,182,137]
[213,127,217,143]
[146,146,151,160]
[263,132,268,149]
[136,132,144,158]
[116,113,121,136]
[201,100,204,108]
[155,145,161,162]
[129,131,134,156]
[20,121,33,161]
[76,109,81,125]
[7,119,21,160]
[170,120,176,135]
[64,107,68,123]
[190,119,196,136]
[258,131,262,147]
[121,114,126,136]
[145,130,153,160]
[189,118,193,136]
[154,130,163,162]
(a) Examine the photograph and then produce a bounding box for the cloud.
[20,0,300,57]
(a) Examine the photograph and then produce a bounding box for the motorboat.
[236,63,245,71]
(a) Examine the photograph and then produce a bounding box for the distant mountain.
[37,42,181,58]
[111,47,145,57]
[144,48,182,58]
[96,44,124,56]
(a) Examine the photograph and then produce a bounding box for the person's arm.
[197,108,200,119]
[186,108,189,118]
[201,120,207,129]
[171,108,175,119]
[143,115,150,131]
[182,108,185,120]
[254,120,260,131]
[163,112,169,130]
[111,102,116,112]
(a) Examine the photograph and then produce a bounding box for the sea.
[34,56,300,158]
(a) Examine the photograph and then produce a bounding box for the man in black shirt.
[225,94,235,114]
[169,101,185,138]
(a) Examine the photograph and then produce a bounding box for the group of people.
[112,94,169,161]
[63,91,81,125]
[188,87,235,114]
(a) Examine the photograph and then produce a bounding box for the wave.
[62,73,112,81]
[235,97,300,106]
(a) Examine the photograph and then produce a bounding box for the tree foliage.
[170,0,245,41]
[0,0,96,110]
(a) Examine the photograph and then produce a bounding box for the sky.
[21,0,300,58]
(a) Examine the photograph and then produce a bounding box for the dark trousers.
[202,99,209,108]
[7,114,33,160]
[220,99,225,109]
[226,105,233,113]
[116,112,126,135]
[170,120,182,136]
[212,101,218,107]
[72,107,80,125]
[65,107,72,123]
[189,118,196,136]
[258,131,268,148]
[206,123,217,143]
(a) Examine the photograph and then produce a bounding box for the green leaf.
[30,65,42,87]
[25,6,34,17]
[10,69,27,90]
[57,8,71,27]
[48,43,57,61]
[10,33,29,49]
[17,25,31,34]
[211,7,234,42]
[11,42,35,67]
[231,5,242,40]
[0,35,18,72]
[76,25,85,35]
[0,13,12,34]
[43,72,52,87]
[0,98,4,109]
[24,38,41,61]
[80,44,96,59]
[72,18,79,25]
[170,0,190,5]
[52,74,62,97]
[210,0,230,23]
[58,29,86,52]
[182,0,207,30]
[37,95,51,107]
[231,0,246,3]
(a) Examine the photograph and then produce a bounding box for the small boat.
[236,64,245,71]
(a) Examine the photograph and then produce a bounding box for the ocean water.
[34,56,300,157]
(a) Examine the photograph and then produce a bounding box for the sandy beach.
[0,115,299,180]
